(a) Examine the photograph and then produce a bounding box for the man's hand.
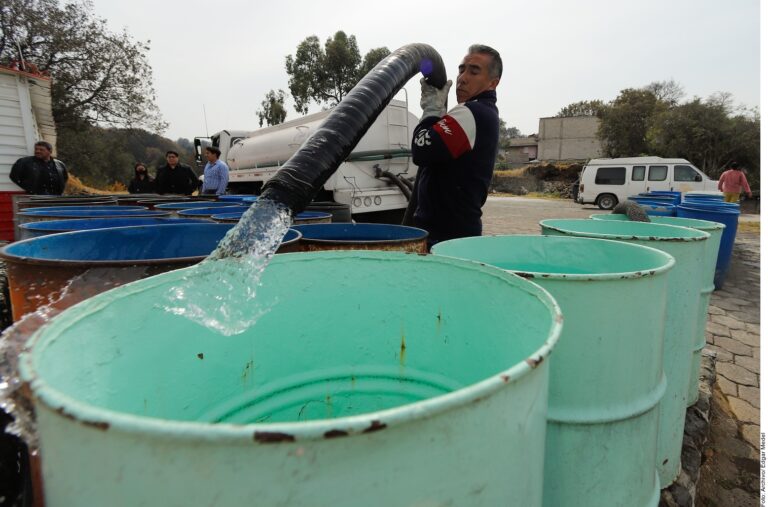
[420,78,452,121]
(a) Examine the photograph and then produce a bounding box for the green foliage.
[648,94,760,188]
[57,124,195,187]
[285,31,390,114]
[256,89,288,127]
[567,79,761,190]
[598,88,661,157]
[557,100,607,118]
[498,118,523,148]
[0,0,166,132]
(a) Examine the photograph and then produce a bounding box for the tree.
[498,118,523,147]
[644,80,685,106]
[648,96,760,186]
[285,31,390,114]
[557,100,606,118]
[597,88,660,157]
[256,89,288,127]
[0,0,166,132]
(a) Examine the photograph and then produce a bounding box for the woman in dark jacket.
[128,163,156,194]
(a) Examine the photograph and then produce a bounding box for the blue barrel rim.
[19,250,563,443]
[19,217,211,233]
[0,224,302,267]
[18,206,147,214]
[540,219,710,242]
[432,234,676,282]
[0,224,235,267]
[18,210,172,219]
[177,206,251,217]
[155,201,244,210]
[292,223,429,244]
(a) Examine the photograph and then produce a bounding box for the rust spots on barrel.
[363,420,387,433]
[56,407,110,431]
[196,352,204,360]
[500,374,510,382]
[526,356,544,369]
[399,333,407,365]
[254,431,295,443]
[324,429,349,439]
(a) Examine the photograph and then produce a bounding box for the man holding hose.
[410,44,502,247]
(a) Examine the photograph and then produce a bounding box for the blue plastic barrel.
[18,209,172,224]
[640,204,676,217]
[677,204,740,289]
[21,205,146,213]
[177,206,251,218]
[0,224,302,320]
[155,201,244,211]
[19,218,210,240]
[628,196,676,207]
[217,195,258,203]
[643,191,682,205]
[211,210,332,224]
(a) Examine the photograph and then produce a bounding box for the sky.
[91,0,761,141]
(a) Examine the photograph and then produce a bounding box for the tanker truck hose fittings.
[260,43,446,215]
[374,165,411,200]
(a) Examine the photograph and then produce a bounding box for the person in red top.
[718,162,752,203]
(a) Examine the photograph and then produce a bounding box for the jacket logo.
[415,129,431,147]
[436,119,453,136]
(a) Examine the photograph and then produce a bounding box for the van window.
[674,165,699,182]
[648,165,668,181]
[595,167,626,185]
[632,166,645,181]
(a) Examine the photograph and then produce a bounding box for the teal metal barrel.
[20,251,562,506]
[433,235,673,507]
[591,214,725,405]
[539,219,708,487]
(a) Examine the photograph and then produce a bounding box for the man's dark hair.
[729,161,740,169]
[35,141,53,151]
[205,146,222,157]
[166,150,179,157]
[134,162,146,170]
[468,44,503,79]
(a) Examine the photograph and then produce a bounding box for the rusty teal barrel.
[591,213,725,406]
[19,251,562,506]
[540,219,708,487]
[292,223,428,253]
[433,235,674,507]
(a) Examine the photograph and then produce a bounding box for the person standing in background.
[10,141,68,195]
[718,162,752,203]
[200,147,229,195]
[128,163,156,194]
[155,151,199,195]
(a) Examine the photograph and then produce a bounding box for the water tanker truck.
[194,98,418,222]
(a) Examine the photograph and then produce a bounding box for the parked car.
[577,157,719,209]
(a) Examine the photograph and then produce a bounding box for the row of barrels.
[2,192,736,506]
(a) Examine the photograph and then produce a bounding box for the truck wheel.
[597,193,618,210]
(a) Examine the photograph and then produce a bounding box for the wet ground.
[481,195,761,506]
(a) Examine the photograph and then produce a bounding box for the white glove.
[420,78,452,121]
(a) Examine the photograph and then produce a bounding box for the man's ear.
[488,78,500,91]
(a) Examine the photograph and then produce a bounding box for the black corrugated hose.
[260,43,446,214]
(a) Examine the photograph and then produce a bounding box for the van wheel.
[597,194,618,210]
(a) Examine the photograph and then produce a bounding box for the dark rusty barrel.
[291,223,428,253]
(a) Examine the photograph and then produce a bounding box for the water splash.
[162,199,292,336]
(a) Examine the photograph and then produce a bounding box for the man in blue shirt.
[201,146,229,195]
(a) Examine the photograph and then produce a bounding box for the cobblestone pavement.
[480,196,760,505]
[697,228,760,507]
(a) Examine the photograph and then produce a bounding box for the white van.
[577,157,720,209]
